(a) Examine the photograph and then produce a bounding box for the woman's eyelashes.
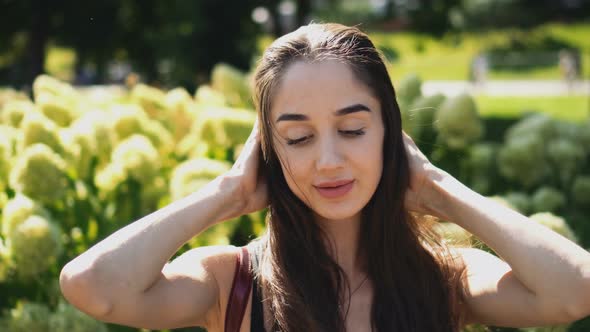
[286,136,309,145]
[286,128,366,146]
[342,128,366,137]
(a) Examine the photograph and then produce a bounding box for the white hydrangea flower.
[109,104,150,142]
[1,194,50,238]
[95,162,127,194]
[19,111,64,154]
[59,124,98,180]
[211,63,251,108]
[72,109,115,162]
[195,84,228,107]
[111,134,161,184]
[35,92,77,127]
[131,83,167,119]
[1,100,35,127]
[8,215,63,280]
[196,107,255,149]
[9,144,69,205]
[170,158,231,201]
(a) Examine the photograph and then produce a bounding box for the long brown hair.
[252,23,467,332]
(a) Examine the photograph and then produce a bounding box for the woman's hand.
[222,119,269,219]
[402,131,447,217]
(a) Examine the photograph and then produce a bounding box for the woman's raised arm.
[59,120,267,330]
[402,131,590,328]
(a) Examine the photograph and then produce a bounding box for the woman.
[59,23,590,332]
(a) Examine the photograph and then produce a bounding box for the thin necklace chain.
[339,274,369,318]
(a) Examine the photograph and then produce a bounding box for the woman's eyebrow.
[275,103,371,123]
[335,103,371,116]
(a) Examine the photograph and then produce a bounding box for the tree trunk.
[266,0,283,37]
[27,0,50,87]
[296,0,311,27]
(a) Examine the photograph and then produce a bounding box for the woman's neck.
[315,212,366,281]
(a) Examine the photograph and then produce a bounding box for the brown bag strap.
[225,246,252,332]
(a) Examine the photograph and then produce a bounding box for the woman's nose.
[315,136,344,171]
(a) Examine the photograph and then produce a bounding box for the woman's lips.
[314,180,354,199]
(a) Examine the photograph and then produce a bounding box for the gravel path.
[422,80,590,97]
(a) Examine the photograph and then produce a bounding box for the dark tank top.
[249,243,265,331]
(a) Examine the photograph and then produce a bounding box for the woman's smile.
[314,179,355,199]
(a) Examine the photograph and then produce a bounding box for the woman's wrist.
[202,174,248,223]
[421,169,472,222]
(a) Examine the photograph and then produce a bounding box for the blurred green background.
[0,1,589,331]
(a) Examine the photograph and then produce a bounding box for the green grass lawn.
[373,32,476,81]
[368,23,590,81]
[475,95,589,122]
[487,67,561,80]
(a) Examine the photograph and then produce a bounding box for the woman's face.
[270,60,385,223]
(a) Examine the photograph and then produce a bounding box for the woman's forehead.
[270,60,380,122]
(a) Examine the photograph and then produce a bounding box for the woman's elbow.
[59,262,113,319]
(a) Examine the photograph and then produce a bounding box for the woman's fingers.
[402,130,420,155]
[233,119,260,170]
[402,130,430,214]
[402,130,430,165]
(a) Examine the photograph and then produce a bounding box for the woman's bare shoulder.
[166,245,239,277]
[163,245,240,330]
[174,245,240,269]
[170,244,241,294]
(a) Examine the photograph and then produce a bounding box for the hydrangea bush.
[397,73,589,331]
[0,68,260,331]
[0,69,587,331]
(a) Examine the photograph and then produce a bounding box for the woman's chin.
[312,208,362,224]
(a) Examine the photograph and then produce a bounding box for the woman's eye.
[340,128,365,137]
[286,136,311,145]
[286,129,365,146]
